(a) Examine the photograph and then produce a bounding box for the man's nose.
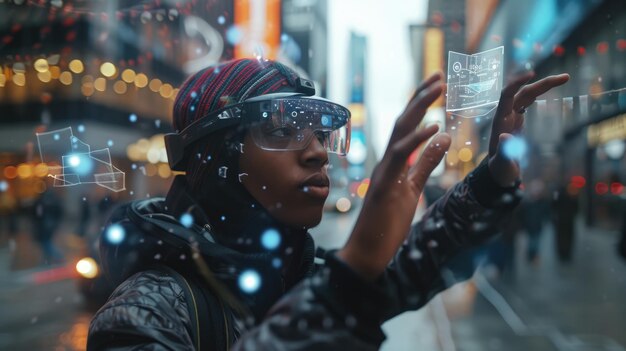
[301,132,329,168]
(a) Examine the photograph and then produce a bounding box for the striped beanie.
[173,58,300,133]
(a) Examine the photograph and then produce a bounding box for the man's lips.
[300,174,330,198]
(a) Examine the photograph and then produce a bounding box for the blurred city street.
[1,0,626,350]
[1,208,625,351]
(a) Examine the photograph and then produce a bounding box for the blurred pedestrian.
[76,193,92,237]
[32,189,65,265]
[552,184,578,262]
[521,179,549,264]
[88,58,568,350]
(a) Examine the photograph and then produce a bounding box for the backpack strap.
[154,265,230,351]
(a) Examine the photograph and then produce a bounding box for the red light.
[553,45,565,56]
[617,39,626,51]
[577,46,586,56]
[610,182,624,195]
[596,42,609,54]
[571,176,586,188]
[595,182,608,195]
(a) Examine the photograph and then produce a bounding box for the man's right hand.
[337,72,450,281]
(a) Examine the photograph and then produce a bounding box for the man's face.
[239,133,330,229]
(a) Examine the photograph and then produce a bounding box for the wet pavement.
[0,209,625,350]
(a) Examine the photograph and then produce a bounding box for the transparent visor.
[246,98,351,155]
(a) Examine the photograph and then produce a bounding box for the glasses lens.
[248,98,350,154]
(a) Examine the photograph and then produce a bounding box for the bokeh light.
[458,148,473,162]
[261,228,281,250]
[34,58,49,73]
[502,136,528,160]
[100,62,117,78]
[106,224,125,244]
[0,180,8,192]
[121,69,136,83]
[12,73,26,86]
[76,257,99,279]
[59,71,73,85]
[180,213,194,228]
[238,270,261,294]
[69,59,84,74]
[134,73,148,88]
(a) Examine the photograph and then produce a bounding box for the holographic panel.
[446,46,504,118]
[36,127,126,192]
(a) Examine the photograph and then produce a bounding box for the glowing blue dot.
[220,215,226,221]
[281,33,289,42]
[226,26,243,45]
[154,120,161,128]
[53,134,60,141]
[72,136,78,143]
[502,136,528,160]
[131,163,137,170]
[106,224,125,244]
[261,228,281,250]
[129,114,137,123]
[77,125,85,133]
[0,181,8,192]
[272,257,282,269]
[217,15,226,25]
[180,213,194,228]
[191,91,198,98]
[69,155,81,167]
[107,140,114,147]
[190,105,195,112]
[238,270,261,294]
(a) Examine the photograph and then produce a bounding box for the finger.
[392,83,443,143]
[513,73,570,111]
[409,71,443,101]
[385,124,440,176]
[408,133,451,193]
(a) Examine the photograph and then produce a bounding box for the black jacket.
[88,160,520,350]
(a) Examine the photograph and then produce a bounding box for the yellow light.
[81,83,94,97]
[76,257,99,279]
[34,58,49,73]
[121,69,136,83]
[0,73,5,87]
[33,163,49,177]
[126,144,142,161]
[69,59,84,74]
[59,71,73,85]
[3,166,17,179]
[147,148,161,164]
[113,80,127,94]
[94,77,106,92]
[159,83,173,98]
[49,66,61,79]
[149,78,162,92]
[12,73,26,86]
[100,62,116,78]
[37,70,52,82]
[134,73,148,88]
[336,197,352,213]
[357,181,369,198]
[458,148,473,162]
[136,138,150,153]
[17,163,32,179]
[158,163,171,178]
[171,88,180,100]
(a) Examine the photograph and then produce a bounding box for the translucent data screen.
[446,46,504,118]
